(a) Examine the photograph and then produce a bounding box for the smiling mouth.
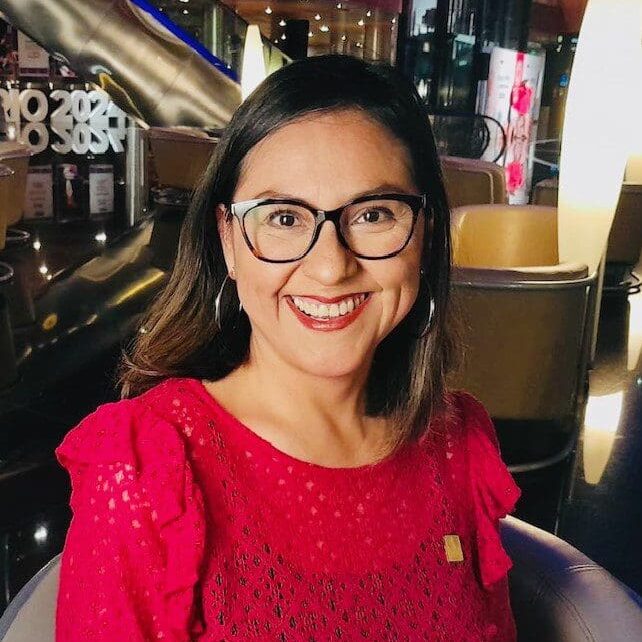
[287,293,370,320]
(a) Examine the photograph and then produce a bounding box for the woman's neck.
[204,342,392,467]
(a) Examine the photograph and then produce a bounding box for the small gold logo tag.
[443,535,464,563]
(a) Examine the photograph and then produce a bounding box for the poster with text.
[480,47,545,204]
[24,165,54,220]
[89,164,115,218]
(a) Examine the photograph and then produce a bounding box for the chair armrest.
[501,517,642,642]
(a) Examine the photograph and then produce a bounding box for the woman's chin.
[287,351,370,381]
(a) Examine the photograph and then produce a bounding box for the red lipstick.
[285,295,371,331]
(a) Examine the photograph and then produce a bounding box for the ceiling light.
[308,31,313,37]
[265,6,273,14]
[357,18,364,26]
[279,19,286,26]
[314,13,321,20]
[366,10,371,17]
[336,3,342,8]
[320,24,329,32]
[392,17,396,23]
[179,0,189,3]
[182,8,188,13]
[341,34,346,40]
[281,33,286,39]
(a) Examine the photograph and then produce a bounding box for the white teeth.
[291,294,368,319]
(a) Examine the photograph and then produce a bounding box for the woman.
[55,55,520,641]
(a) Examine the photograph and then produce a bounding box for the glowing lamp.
[582,391,624,485]
[557,0,642,276]
[241,25,267,101]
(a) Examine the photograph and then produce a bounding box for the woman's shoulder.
[443,389,501,449]
[55,377,198,476]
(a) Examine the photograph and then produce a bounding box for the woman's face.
[218,109,425,380]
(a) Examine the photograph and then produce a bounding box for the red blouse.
[55,377,521,641]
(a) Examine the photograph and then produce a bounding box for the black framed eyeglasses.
[227,193,430,263]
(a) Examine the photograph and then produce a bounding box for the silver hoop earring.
[419,268,435,338]
[423,295,435,338]
[214,274,243,330]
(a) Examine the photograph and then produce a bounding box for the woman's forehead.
[234,109,416,203]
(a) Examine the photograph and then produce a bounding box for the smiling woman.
[54,55,520,641]
[121,55,454,452]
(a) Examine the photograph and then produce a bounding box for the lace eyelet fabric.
[55,377,520,641]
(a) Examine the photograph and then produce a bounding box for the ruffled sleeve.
[54,398,206,642]
[456,392,521,590]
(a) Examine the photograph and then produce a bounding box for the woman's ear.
[216,204,236,276]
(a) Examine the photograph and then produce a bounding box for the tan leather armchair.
[441,156,508,209]
[148,127,217,190]
[449,205,594,470]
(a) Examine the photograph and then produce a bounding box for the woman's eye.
[268,211,299,227]
[354,208,392,224]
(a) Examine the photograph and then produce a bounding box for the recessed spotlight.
[308,31,313,37]
[341,34,346,41]
[182,8,188,13]
[392,17,396,23]
[279,19,286,26]
[357,18,364,26]
[366,10,371,17]
[336,2,342,8]
[281,33,286,39]
[314,13,321,20]
[265,6,273,14]
[320,24,329,32]
[179,0,189,3]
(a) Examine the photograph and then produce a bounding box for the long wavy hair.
[118,54,456,452]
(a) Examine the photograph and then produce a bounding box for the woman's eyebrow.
[251,184,415,202]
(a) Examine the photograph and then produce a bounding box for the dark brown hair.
[118,54,456,452]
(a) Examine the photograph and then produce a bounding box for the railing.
[428,110,507,163]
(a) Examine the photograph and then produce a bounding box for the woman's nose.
[301,220,358,284]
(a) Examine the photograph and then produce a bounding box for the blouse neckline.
[182,377,416,477]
